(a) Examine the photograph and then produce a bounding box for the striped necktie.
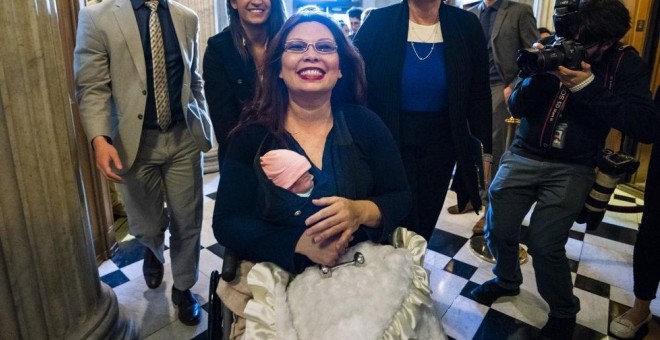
[147,1,171,130]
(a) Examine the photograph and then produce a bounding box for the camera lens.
[517,48,564,75]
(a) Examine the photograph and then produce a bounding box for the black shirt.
[131,0,184,128]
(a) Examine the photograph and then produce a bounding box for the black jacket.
[508,45,660,165]
[203,28,258,166]
[353,1,492,212]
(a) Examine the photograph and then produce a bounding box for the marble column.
[0,0,136,339]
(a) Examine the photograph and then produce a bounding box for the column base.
[66,283,137,340]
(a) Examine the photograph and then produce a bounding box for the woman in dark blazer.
[353,0,492,240]
[203,0,286,166]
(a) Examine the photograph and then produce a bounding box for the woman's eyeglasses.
[284,40,338,54]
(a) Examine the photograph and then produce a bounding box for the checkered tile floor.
[99,173,660,339]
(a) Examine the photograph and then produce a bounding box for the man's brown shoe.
[472,216,486,234]
[447,201,474,215]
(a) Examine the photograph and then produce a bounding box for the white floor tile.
[490,289,550,329]
[583,233,634,256]
[574,287,610,334]
[423,249,452,270]
[143,310,208,340]
[578,242,634,291]
[99,259,119,276]
[428,269,469,318]
[565,237,583,262]
[441,295,489,340]
[121,260,146,281]
[199,248,224,279]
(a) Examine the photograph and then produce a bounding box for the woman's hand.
[304,197,381,250]
[295,233,344,266]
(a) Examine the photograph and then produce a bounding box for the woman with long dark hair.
[212,11,444,339]
[213,9,399,275]
[203,0,286,166]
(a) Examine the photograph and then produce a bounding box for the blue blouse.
[401,43,448,112]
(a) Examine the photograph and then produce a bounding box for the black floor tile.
[101,270,130,288]
[586,221,637,245]
[205,243,225,259]
[613,193,636,203]
[443,259,477,280]
[428,229,469,258]
[569,229,585,241]
[572,322,608,340]
[472,309,540,340]
[460,281,480,301]
[111,238,145,268]
[568,258,579,273]
[574,274,610,298]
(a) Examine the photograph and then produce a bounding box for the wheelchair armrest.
[221,248,239,282]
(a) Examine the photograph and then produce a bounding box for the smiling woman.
[212,9,443,339]
[203,0,286,166]
[279,22,342,104]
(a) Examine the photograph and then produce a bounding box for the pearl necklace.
[409,21,439,61]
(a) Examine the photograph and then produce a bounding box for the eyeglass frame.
[283,39,338,54]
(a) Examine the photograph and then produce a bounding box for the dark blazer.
[203,28,258,166]
[353,1,492,211]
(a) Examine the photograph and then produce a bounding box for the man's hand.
[92,135,123,183]
[550,62,593,89]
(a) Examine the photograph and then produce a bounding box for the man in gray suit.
[74,0,213,326]
[451,0,538,232]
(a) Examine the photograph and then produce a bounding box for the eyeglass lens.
[284,40,337,54]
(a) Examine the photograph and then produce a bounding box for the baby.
[260,149,314,197]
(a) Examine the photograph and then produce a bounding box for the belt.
[143,118,185,131]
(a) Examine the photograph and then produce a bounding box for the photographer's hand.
[551,62,594,90]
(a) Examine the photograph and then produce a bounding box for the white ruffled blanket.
[243,227,446,340]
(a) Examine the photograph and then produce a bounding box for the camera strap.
[539,85,570,148]
[603,44,632,92]
[539,45,632,149]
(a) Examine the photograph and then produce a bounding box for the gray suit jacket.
[469,0,538,85]
[74,0,212,172]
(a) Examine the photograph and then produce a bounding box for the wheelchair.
[208,248,239,340]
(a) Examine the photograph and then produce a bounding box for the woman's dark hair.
[227,0,287,61]
[577,0,631,44]
[239,9,367,138]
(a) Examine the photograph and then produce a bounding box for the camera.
[516,0,588,75]
[517,39,586,75]
[575,149,639,230]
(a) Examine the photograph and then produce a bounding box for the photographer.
[469,1,660,339]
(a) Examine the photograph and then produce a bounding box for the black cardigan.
[212,104,411,273]
[203,28,258,166]
[353,1,492,211]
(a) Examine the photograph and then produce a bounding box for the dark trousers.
[634,143,660,300]
[399,110,455,241]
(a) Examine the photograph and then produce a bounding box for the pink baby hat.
[260,149,312,190]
